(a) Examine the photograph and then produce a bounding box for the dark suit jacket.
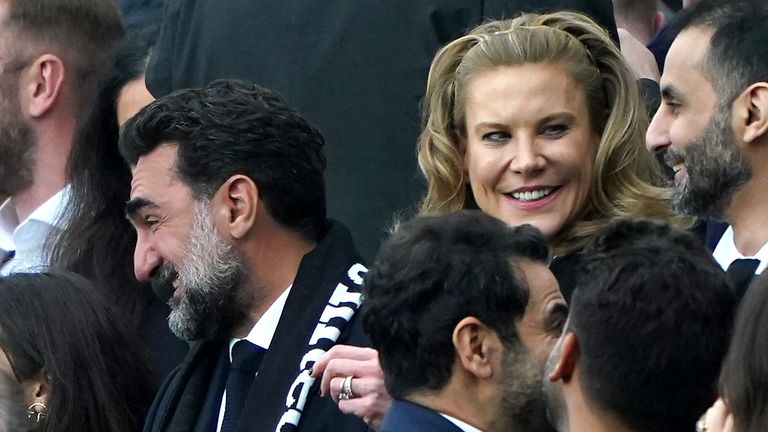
[143,221,370,432]
[146,0,616,261]
[380,400,465,432]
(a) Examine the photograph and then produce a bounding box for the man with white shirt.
[646,0,768,295]
[120,79,370,432]
[0,0,124,274]
[364,211,566,432]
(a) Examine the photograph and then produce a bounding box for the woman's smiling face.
[462,63,598,238]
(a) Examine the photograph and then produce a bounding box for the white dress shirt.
[712,226,768,274]
[215,285,292,432]
[440,413,484,432]
[0,187,70,275]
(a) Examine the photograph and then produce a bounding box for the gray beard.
[670,110,751,219]
[168,200,247,341]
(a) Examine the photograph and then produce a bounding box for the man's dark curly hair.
[570,218,737,432]
[119,79,327,239]
[362,210,550,399]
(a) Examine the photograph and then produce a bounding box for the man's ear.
[739,82,768,144]
[452,317,501,380]
[212,175,259,239]
[22,54,66,118]
[547,333,579,384]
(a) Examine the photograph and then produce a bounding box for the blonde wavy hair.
[417,11,683,254]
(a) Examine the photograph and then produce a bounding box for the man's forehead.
[129,143,182,196]
[665,27,713,79]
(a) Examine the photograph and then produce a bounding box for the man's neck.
[13,123,72,222]
[563,390,634,432]
[230,226,316,338]
[725,178,768,256]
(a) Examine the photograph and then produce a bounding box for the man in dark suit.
[145,0,617,262]
[646,0,768,296]
[544,219,736,432]
[120,80,369,432]
[363,211,567,432]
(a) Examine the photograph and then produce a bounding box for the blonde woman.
[313,11,682,430]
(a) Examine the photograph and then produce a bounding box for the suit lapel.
[238,222,365,431]
[161,341,226,432]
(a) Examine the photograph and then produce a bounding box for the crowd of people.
[0,0,764,431]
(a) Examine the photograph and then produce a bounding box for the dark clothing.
[143,221,370,432]
[146,0,616,261]
[380,400,463,432]
[550,253,583,303]
[138,294,189,380]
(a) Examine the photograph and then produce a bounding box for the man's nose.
[133,235,162,282]
[646,108,671,155]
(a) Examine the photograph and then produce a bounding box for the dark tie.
[220,340,266,432]
[726,258,760,298]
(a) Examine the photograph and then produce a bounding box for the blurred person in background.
[0,272,156,432]
[0,0,124,274]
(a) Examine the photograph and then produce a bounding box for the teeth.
[511,188,553,201]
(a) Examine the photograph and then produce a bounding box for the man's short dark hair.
[678,0,768,106]
[119,79,327,240]
[362,210,550,399]
[570,218,737,431]
[7,0,125,108]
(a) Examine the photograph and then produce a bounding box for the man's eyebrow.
[125,197,158,219]
[660,84,681,101]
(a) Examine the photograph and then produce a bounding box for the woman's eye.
[541,124,569,137]
[482,131,510,143]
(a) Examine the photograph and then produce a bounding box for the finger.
[338,394,391,430]
[319,358,383,397]
[311,345,379,377]
[327,376,345,401]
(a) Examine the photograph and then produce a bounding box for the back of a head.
[0,272,156,432]
[570,219,736,431]
[118,79,328,241]
[362,210,549,399]
[720,273,768,432]
[6,0,125,109]
[0,370,25,432]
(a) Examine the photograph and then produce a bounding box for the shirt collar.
[228,285,292,361]
[439,413,484,432]
[0,186,70,253]
[713,226,768,274]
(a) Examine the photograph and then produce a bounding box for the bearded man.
[646,0,768,295]
[0,0,124,273]
[120,79,370,432]
[363,211,566,432]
